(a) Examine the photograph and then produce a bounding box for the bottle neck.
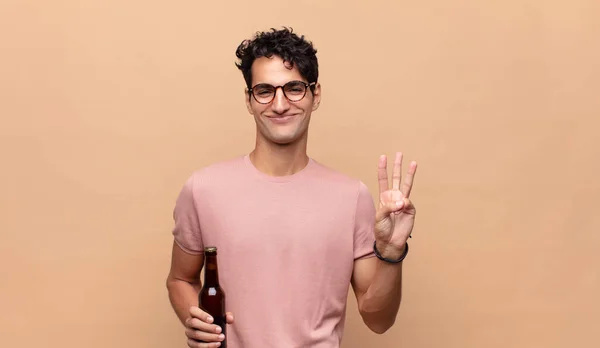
[203,254,220,286]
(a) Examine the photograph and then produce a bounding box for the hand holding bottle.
[185,306,234,348]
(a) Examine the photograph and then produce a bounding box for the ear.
[244,88,253,114]
[311,82,322,111]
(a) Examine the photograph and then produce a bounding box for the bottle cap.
[204,246,217,253]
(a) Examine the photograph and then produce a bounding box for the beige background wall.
[1,1,599,347]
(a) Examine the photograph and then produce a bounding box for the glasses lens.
[283,81,307,101]
[253,84,275,103]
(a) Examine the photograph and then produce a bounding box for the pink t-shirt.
[172,154,376,348]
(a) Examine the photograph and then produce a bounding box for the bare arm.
[350,152,417,334]
[166,240,204,325]
[351,252,404,334]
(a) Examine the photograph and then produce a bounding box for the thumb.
[226,312,235,324]
[376,200,404,220]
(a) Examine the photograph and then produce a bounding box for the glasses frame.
[248,80,316,104]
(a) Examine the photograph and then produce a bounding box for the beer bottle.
[199,246,227,347]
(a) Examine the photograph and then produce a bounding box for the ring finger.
[187,338,222,348]
[186,328,224,344]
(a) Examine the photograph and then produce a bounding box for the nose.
[271,87,291,114]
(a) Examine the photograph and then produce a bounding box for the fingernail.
[207,316,213,323]
[219,334,225,340]
[215,326,221,333]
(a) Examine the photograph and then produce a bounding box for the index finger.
[401,161,418,198]
[189,306,214,323]
[377,155,389,194]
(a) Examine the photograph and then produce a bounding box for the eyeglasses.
[248,80,316,104]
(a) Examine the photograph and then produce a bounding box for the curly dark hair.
[235,27,319,90]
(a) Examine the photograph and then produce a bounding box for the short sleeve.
[171,174,204,254]
[354,181,376,260]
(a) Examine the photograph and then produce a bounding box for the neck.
[250,137,309,177]
[204,254,220,286]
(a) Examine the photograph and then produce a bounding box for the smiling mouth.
[266,114,296,123]
[267,114,296,119]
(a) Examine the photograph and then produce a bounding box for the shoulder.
[173,155,247,203]
[309,157,373,200]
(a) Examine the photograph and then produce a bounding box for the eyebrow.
[252,80,306,86]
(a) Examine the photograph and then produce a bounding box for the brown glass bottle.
[199,246,226,348]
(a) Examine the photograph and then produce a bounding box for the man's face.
[245,55,321,146]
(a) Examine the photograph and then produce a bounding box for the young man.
[166,27,418,348]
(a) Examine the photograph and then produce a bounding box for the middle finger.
[392,152,403,191]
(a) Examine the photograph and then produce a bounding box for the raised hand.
[374,152,418,259]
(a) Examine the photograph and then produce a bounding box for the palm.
[374,152,418,248]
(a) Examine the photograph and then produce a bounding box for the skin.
[166,55,418,347]
[243,55,322,176]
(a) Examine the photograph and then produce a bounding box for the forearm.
[166,277,202,325]
[359,258,403,333]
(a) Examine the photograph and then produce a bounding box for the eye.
[254,86,274,95]
[285,82,305,94]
